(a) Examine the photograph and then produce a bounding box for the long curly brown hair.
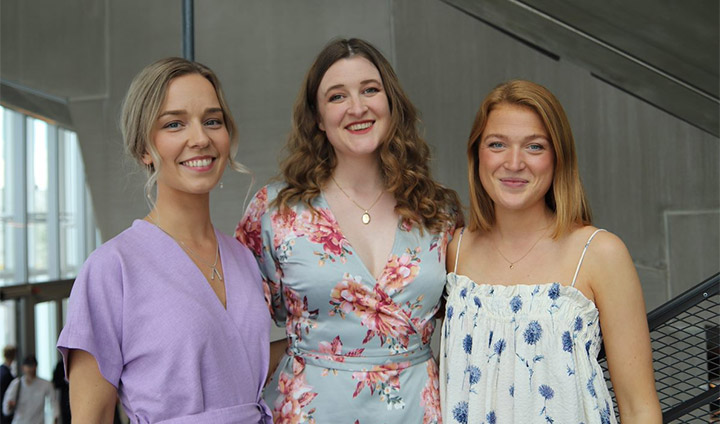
[275,38,461,233]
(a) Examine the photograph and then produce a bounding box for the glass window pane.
[0,108,7,282]
[0,300,16,353]
[1,106,22,285]
[34,301,57,381]
[27,117,49,282]
[59,129,83,277]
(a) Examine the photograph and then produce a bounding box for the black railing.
[599,272,720,423]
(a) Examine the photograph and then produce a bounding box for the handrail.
[662,387,720,423]
[597,271,720,422]
[647,272,719,331]
[598,271,720,360]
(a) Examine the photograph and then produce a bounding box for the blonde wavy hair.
[120,57,248,203]
[466,80,592,238]
[275,38,461,233]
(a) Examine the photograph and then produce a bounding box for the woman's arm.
[67,349,117,423]
[589,231,662,423]
[267,339,288,384]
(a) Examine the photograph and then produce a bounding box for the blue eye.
[205,118,223,127]
[163,121,181,129]
[488,141,504,149]
[363,87,380,95]
[527,144,544,152]
[329,94,344,102]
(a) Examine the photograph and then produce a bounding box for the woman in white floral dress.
[237,38,461,424]
[440,80,661,423]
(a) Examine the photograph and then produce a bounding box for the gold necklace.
[331,176,384,225]
[148,216,223,281]
[490,228,548,269]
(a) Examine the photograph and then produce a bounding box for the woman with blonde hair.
[440,79,661,423]
[237,38,461,423]
[57,57,272,423]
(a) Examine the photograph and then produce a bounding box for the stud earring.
[219,181,224,189]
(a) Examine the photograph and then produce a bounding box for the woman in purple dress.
[57,58,272,423]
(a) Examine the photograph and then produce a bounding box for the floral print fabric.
[440,275,618,424]
[237,183,452,424]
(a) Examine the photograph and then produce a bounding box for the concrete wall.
[1,0,717,315]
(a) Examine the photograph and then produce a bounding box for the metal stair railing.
[598,272,720,423]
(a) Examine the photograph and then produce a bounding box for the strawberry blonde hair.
[466,80,591,238]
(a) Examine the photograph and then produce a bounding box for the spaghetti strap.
[571,229,607,287]
[452,228,466,274]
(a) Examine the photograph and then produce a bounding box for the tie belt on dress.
[155,402,272,424]
[288,344,433,372]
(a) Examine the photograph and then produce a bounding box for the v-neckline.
[317,193,400,283]
[139,219,229,311]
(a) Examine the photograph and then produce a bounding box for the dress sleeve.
[56,246,124,388]
[236,186,287,326]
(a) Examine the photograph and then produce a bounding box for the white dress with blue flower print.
[440,229,617,424]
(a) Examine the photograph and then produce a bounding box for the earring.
[219,181,224,189]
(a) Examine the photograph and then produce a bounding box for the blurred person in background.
[2,355,58,424]
[0,346,16,424]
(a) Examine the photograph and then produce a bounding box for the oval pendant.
[361,212,371,225]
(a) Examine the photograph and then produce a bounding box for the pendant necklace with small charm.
[490,227,549,269]
[331,176,385,225]
[148,215,223,281]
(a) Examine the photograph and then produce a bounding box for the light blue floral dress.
[237,183,454,424]
[440,229,617,424]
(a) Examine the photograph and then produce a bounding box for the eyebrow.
[157,107,223,119]
[483,133,549,142]
[322,79,383,95]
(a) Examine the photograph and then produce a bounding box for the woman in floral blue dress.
[237,38,461,423]
[440,80,661,423]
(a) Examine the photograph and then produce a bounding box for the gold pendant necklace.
[490,228,548,269]
[148,216,223,280]
[331,176,384,225]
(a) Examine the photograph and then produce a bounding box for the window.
[0,104,98,286]
[0,103,99,386]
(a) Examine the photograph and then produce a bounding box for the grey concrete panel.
[636,265,669,312]
[0,0,106,99]
[107,0,183,100]
[666,211,720,297]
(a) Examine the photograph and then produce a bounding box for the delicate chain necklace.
[490,227,549,269]
[331,176,384,225]
[148,216,223,281]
